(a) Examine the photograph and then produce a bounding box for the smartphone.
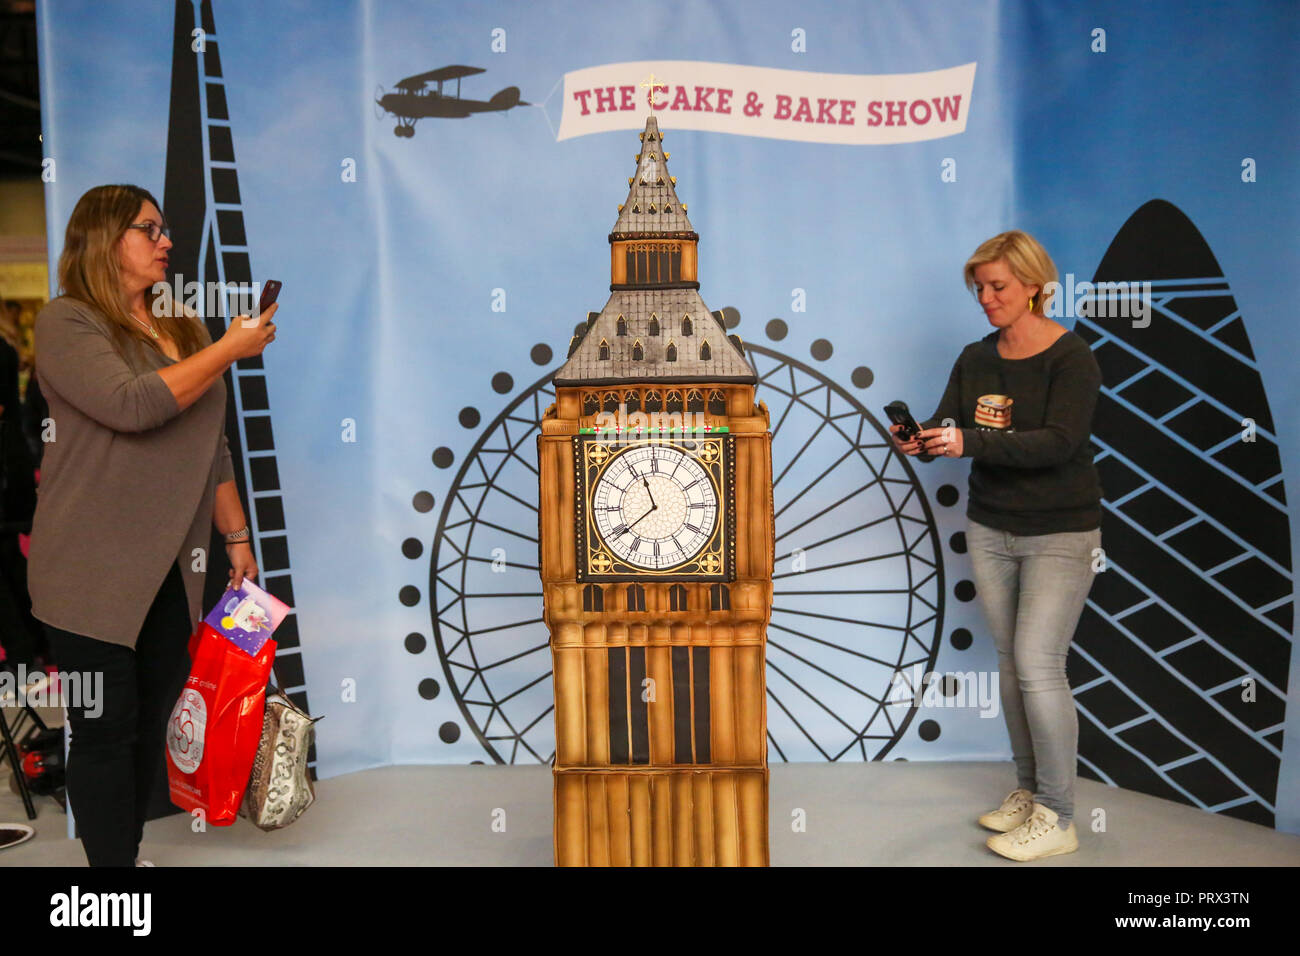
[258,279,282,315]
[883,400,934,462]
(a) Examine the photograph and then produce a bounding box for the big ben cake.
[537,115,774,866]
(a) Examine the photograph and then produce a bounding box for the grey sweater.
[28,296,235,648]
[924,330,1102,535]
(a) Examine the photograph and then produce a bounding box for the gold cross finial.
[639,72,661,111]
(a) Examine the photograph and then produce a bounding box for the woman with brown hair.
[29,183,277,866]
[892,230,1103,861]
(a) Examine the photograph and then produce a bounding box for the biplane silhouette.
[374,65,528,136]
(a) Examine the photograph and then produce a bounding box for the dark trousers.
[44,561,192,867]
[0,532,45,666]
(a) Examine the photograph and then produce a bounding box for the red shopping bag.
[166,623,277,826]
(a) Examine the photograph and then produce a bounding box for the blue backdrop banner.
[35,0,1300,834]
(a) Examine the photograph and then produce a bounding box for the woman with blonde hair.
[892,230,1102,861]
[29,183,277,866]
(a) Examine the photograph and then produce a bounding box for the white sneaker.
[986,803,1079,861]
[135,859,155,867]
[978,788,1034,832]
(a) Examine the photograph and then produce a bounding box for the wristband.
[224,526,251,544]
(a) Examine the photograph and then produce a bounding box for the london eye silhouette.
[421,315,945,764]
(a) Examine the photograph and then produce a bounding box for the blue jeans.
[966,519,1100,828]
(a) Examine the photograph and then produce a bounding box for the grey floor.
[3,760,1299,866]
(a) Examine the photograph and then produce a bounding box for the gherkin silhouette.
[1071,199,1291,827]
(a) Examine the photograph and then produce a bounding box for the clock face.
[575,435,733,581]
[591,445,718,569]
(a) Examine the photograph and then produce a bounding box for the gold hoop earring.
[1028,295,1036,312]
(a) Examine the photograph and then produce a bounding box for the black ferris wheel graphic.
[409,313,946,764]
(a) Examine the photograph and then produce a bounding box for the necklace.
[130,313,160,340]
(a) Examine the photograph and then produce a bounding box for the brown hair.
[56,184,206,358]
[963,230,1058,316]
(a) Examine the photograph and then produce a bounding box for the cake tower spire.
[554,115,756,386]
[610,114,697,245]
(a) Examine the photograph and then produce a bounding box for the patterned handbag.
[240,684,320,831]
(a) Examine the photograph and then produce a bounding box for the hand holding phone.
[222,281,279,360]
[258,279,282,315]
[883,400,935,462]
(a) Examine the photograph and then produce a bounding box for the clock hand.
[642,476,656,509]
[627,503,657,531]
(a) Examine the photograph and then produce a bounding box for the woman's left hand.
[917,426,963,458]
[225,541,258,590]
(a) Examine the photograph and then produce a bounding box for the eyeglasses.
[126,221,170,242]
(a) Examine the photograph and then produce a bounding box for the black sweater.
[924,330,1103,535]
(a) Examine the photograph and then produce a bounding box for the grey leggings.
[966,519,1100,827]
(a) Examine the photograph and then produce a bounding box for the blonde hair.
[963,230,1058,316]
[55,184,206,359]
